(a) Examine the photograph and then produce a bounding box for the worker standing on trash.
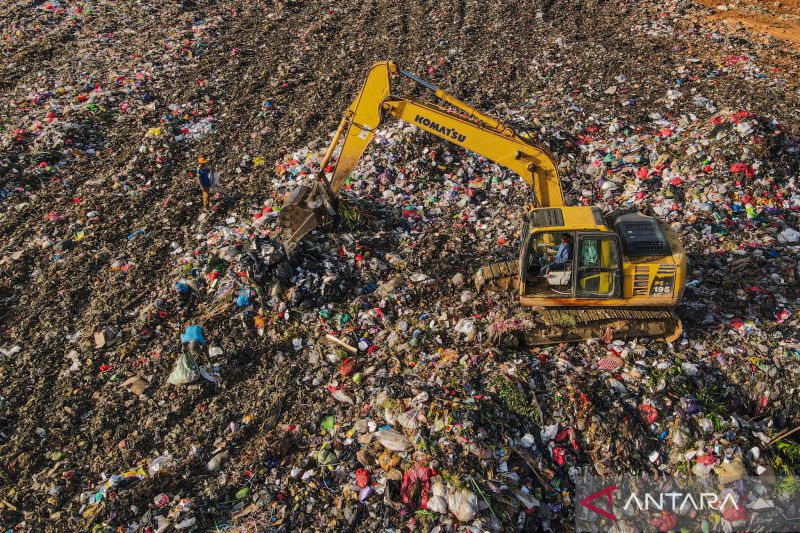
[195,156,212,208]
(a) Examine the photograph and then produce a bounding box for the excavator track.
[474,259,519,292]
[487,307,682,346]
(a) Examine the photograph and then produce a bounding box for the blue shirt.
[554,243,572,264]
[196,166,212,188]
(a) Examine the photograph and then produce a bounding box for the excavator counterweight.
[278,61,686,345]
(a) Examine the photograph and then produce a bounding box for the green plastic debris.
[336,313,351,327]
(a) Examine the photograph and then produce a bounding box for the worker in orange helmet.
[195,156,212,208]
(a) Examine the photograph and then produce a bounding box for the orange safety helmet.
[197,156,208,164]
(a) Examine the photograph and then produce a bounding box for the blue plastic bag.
[181,325,205,345]
[236,288,251,307]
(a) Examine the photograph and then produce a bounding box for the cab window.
[576,236,620,297]
[524,231,575,296]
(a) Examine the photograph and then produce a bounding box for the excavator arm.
[279,61,563,253]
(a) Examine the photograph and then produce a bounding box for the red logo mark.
[579,484,618,520]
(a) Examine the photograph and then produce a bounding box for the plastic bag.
[148,453,174,476]
[400,462,432,508]
[396,408,419,431]
[374,428,411,451]
[427,495,448,514]
[778,227,800,244]
[168,352,200,385]
[447,489,478,522]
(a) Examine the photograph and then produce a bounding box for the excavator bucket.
[279,180,338,254]
[279,63,393,254]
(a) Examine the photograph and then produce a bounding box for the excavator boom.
[279,61,562,253]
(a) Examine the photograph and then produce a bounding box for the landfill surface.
[1,0,800,531]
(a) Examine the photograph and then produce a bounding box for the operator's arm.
[554,243,571,264]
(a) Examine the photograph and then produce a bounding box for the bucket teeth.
[279,180,338,254]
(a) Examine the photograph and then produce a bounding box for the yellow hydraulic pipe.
[320,115,349,172]
[433,89,505,132]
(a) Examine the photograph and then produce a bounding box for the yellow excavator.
[280,61,686,345]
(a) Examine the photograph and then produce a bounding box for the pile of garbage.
[1,0,799,531]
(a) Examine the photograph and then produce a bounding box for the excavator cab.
[522,229,622,299]
[518,206,683,307]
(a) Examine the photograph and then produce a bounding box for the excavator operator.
[540,233,573,274]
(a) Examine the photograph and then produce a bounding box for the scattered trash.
[120,376,150,396]
[1,1,799,531]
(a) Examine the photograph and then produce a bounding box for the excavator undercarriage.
[476,260,682,345]
[278,61,686,346]
[486,307,683,347]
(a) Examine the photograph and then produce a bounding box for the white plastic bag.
[778,227,800,244]
[374,428,411,451]
[168,352,200,385]
[447,489,478,522]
